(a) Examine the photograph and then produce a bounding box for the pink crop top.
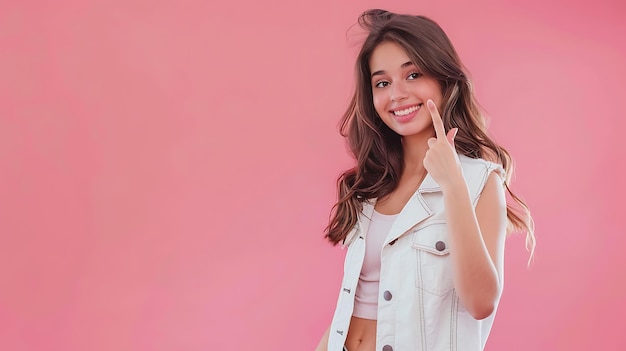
[353,209,398,320]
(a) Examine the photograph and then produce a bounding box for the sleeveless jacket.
[327,155,505,351]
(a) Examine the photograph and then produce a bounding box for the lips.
[390,103,422,122]
[392,103,422,116]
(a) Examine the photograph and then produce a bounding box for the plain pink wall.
[1,0,624,350]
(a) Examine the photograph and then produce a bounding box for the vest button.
[383,290,392,301]
[435,240,446,251]
[389,238,398,246]
[382,345,393,351]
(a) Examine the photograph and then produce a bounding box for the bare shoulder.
[476,170,506,211]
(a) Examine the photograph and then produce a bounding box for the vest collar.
[342,173,442,248]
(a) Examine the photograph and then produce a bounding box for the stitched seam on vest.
[473,163,495,207]
[455,292,459,351]
[450,290,458,351]
[417,249,427,350]
[450,290,453,350]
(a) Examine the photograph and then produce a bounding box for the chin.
[394,127,428,137]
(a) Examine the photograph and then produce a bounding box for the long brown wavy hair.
[324,9,535,257]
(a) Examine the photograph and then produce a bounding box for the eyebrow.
[371,61,416,78]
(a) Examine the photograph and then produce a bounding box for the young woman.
[316,9,535,351]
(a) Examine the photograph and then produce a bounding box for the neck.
[401,131,434,176]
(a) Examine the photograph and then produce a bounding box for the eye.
[407,72,422,80]
[374,80,390,88]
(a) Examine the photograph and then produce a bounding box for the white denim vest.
[327,155,505,351]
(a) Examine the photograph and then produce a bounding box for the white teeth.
[393,104,421,116]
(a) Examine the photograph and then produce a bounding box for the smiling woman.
[316,9,535,351]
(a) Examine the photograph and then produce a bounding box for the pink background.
[1,0,624,350]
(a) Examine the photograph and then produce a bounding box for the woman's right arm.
[314,325,330,351]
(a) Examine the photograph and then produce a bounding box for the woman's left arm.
[441,171,507,320]
[423,99,507,320]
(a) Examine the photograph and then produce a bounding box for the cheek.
[372,92,387,115]
[426,83,444,104]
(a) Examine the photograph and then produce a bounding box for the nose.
[390,81,408,102]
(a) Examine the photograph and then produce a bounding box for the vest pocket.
[411,223,454,296]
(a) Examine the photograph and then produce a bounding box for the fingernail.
[427,99,435,108]
[453,128,458,138]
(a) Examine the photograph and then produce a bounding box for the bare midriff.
[344,316,377,351]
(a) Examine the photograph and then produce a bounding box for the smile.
[392,104,422,116]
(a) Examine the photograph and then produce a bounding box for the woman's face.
[369,41,443,138]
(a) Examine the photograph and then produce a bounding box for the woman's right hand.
[314,325,330,351]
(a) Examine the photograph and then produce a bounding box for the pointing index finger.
[427,99,445,139]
